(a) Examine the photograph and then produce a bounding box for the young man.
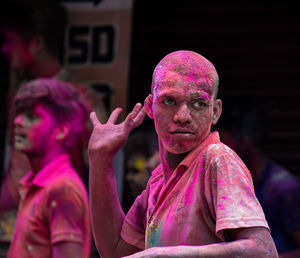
[0,1,106,249]
[8,78,91,258]
[0,0,106,182]
[89,50,278,257]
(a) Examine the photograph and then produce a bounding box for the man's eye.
[24,111,37,120]
[192,101,206,108]
[163,99,176,105]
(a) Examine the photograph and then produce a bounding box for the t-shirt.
[121,132,269,249]
[7,154,90,258]
[254,161,300,253]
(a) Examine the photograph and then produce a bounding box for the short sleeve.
[45,180,88,245]
[204,145,269,240]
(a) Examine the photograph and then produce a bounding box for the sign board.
[62,0,133,119]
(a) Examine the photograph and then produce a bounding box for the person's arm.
[53,242,83,258]
[123,226,278,258]
[89,103,146,258]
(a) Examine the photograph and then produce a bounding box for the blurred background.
[0,0,300,256]
[0,0,299,202]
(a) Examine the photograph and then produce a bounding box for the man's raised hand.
[88,103,146,159]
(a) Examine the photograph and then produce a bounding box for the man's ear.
[54,122,71,141]
[144,94,154,119]
[29,35,45,55]
[212,99,222,125]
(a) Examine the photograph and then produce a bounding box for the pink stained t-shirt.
[8,154,91,258]
[121,131,269,249]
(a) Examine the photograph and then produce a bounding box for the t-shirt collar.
[180,131,220,168]
[19,154,71,188]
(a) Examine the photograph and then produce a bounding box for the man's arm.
[89,103,146,258]
[53,242,83,258]
[123,226,278,258]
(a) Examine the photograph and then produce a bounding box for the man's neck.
[30,56,61,79]
[28,148,65,175]
[159,143,189,182]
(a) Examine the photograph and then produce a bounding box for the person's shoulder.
[201,142,249,175]
[204,142,237,159]
[44,167,88,198]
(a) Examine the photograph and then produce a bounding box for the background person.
[8,78,91,258]
[0,1,106,253]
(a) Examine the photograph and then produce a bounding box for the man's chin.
[14,142,27,153]
[165,144,195,155]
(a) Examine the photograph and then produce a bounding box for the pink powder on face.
[152,50,219,97]
[148,51,220,155]
[14,103,56,154]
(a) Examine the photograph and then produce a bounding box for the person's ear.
[144,94,154,119]
[55,122,71,141]
[212,99,222,125]
[29,36,45,55]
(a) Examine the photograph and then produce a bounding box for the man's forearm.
[89,155,125,258]
[125,239,278,258]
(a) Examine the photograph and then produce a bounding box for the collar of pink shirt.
[19,154,71,193]
[180,131,220,168]
[159,131,221,180]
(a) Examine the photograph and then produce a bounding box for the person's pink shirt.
[121,132,269,249]
[8,154,90,258]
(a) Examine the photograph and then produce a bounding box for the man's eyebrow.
[157,92,181,99]
[191,92,211,101]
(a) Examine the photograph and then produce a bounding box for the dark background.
[128,0,300,178]
[0,0,300,178]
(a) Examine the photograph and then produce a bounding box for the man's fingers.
[90,112,100,127]
[133,106,146,128]
[125,103,145,128]
[107,107,122,124]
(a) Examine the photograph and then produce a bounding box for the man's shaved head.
[152,50,219,98]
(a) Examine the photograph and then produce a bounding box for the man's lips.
[170,130,194,134]
[14,130,26,138]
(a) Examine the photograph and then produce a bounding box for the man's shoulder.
[197,142,248,175]
[44,165,87,197]
[202,142,237,160]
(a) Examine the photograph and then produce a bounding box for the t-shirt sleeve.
[204,145,269,240]
[121,189,148,250]
[45,180,88,245]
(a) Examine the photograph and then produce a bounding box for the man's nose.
[14,114,24,126]
[173,103,192,124]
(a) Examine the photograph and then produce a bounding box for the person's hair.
[152,50,219,98]
[0,0,67,61]
[13,78,90,150]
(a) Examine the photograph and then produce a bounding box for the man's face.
[150,71,219,154]
[14,103,57,156]
[1,30,34,69]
